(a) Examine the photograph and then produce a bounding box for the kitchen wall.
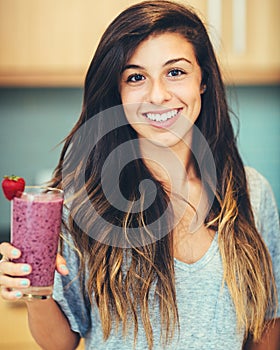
[0,85,279,238]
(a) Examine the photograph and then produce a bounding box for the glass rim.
[22,186,64,196]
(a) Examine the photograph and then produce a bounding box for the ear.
[200,84,207,94]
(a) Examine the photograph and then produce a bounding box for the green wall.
[0,86,279,235]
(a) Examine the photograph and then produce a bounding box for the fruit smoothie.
[11,188,63,295]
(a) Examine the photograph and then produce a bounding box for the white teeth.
[145,109,179,122]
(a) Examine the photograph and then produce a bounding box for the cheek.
[184,82,202,101]
[181,89,202,122]
[120,83,148,106]
[122,102,139,125]
[173,80,201,99]
[120,85,138,105]
[120,88,129,105]
[119,83,129,103]
[189,94,202,116]
[121,88,143,120]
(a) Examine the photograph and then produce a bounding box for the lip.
[142,108,182,129]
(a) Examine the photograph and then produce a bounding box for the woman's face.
[119,32,204,152]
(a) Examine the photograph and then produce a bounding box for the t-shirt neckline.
[174,232,218,272]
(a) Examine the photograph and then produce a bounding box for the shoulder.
[245,166,279,243]
[245,166,276,215]
[245,166,272,201]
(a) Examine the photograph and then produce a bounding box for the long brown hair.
[51,1,277,348]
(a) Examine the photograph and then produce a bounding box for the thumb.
[56,253,69,275]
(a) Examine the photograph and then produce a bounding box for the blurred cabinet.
[190,0,280,84]
[0,0,279,86]
[0,0,140,86]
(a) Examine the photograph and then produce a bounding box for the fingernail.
[15,291,22,298]
[60,264,69,273]
[21,265,30,273]
[20,280,29,287]
[11,249,20,257]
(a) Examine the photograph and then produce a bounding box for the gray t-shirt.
[53,167,280,350]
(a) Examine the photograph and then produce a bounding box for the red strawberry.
[2,175,25,200]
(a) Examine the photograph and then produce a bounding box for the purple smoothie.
[11,190,63,288]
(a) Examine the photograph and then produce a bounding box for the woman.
[0,1,279,349]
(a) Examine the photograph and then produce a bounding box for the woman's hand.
[0,242,69,301]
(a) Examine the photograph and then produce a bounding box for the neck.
[139,137,196,192]
[139,137,212,235]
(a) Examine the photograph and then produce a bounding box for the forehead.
[127,32,197,64]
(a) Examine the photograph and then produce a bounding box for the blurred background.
[0,0,279,349]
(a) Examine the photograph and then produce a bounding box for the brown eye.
[167,69,185,77]
[127,73,145,82]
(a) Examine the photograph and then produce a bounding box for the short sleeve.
[246,167,280,318]
[53,232,92,337]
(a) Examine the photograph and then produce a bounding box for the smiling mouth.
[143,108,181,123]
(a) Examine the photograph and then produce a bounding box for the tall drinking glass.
[11,186,63,299]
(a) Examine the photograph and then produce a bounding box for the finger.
[0,261,32,276]
[0,286,23,301]
[0,274,30,290]
[55,254,69,275]
[0,242,21,260]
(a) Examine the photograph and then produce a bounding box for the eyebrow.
[122,57,193,72]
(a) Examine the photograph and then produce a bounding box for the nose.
[147,79,172,105]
